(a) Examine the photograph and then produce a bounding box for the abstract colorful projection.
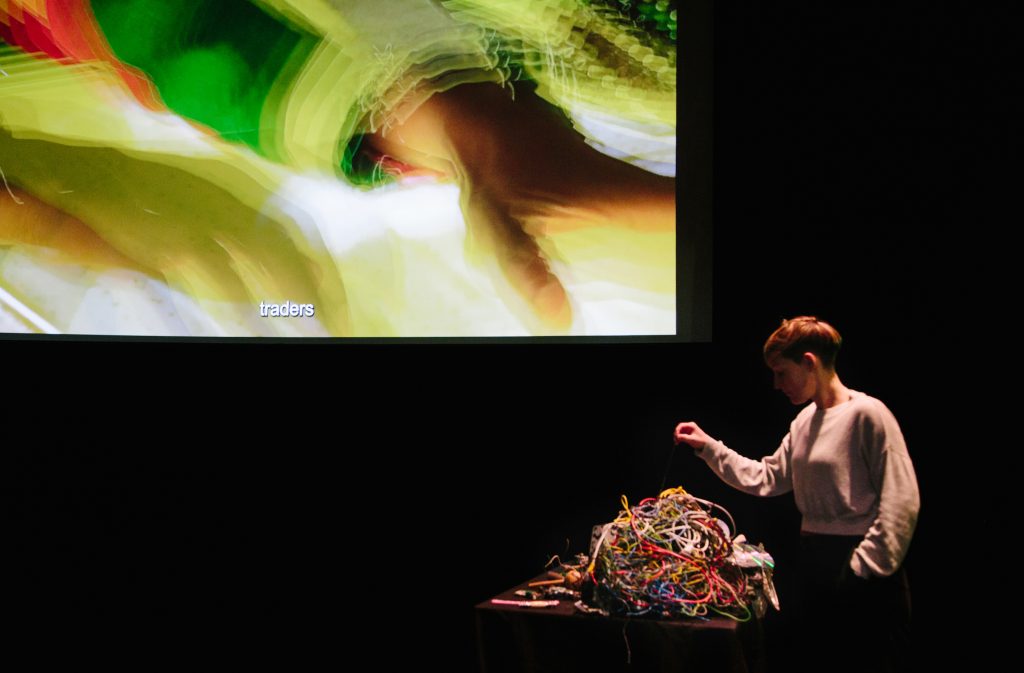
[0,0,677,336]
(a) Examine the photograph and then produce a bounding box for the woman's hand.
[365,83,574,328]
[457,182,572,328]
[674,421,712,451]
[365,81,674,331]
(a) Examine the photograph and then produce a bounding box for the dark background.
[11,2,993,669]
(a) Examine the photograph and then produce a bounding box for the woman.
[673,316,920,672]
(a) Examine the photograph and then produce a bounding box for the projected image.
[1,0,678,337]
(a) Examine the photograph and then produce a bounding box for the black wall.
[12,3,986,669]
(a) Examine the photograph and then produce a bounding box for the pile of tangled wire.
[587,487,754,620]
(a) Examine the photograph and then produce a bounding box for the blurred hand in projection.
[366,82,675,329]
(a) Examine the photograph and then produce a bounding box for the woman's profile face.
[767,354,816,405]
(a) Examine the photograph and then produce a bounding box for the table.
[476,574,765,673]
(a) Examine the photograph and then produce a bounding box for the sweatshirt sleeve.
[698,433,794,497]
[849,403,920,578]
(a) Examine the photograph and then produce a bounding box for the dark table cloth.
[476,574,765,673]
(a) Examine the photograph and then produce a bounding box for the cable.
[586,486,760,621]
[657,441,676,494]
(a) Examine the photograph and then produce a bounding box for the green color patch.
[91,0,311,153]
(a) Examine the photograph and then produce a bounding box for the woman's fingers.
[463,189,572,330]
[674,422,707,448]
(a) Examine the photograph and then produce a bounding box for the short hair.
[763,316,842,369]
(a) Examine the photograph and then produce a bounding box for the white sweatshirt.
[698,390,920,578]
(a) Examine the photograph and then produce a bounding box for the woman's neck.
[814,373,851,409]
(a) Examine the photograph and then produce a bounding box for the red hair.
[764,316,842,369]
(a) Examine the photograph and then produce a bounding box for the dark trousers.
[794,534,912,673]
